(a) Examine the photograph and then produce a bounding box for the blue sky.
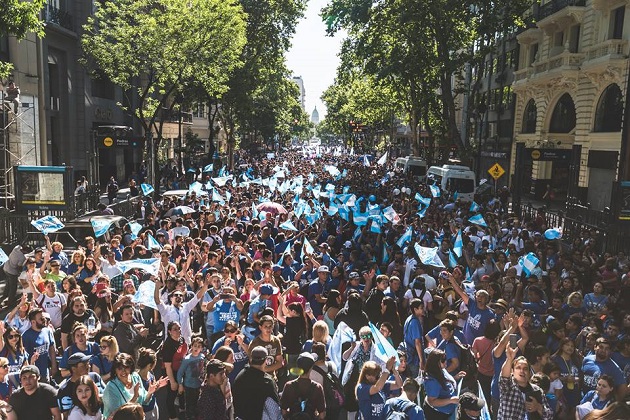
[286,0,345,119]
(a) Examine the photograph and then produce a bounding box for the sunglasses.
[9,334,20,339]
[0,365,7,368]
[173,294,183,298]
[360,334,372,340]
[224,329,237,334]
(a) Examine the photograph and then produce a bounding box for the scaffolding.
[0,90,38,209]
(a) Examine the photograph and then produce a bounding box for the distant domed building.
[311,106,319,125]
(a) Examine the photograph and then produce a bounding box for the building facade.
[511,0,628,209]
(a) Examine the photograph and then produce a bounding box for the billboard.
[14,166,73,211]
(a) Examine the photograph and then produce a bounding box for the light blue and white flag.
[91,219,114,237]
[218,166,227,177]
[370,219,381,234]
[544,228,563,240]
[353,210,369,226]
[377,151,388,166]
[363,155,370,167]
[188,181,203,194]
[417,207,428,219]
[279,220,298,232]
[203,164,213,173]
[414,244,446,268]
[328,203,339,216]
[140,184,154,196]
[301,238,314,261]
[338,206,349,221]
[328,322,356,376]
[118,258,160,277]
[212,189,225,205]
[430,184,441,198]
[0,248,8,267]
[382,206,399,224]
[519,252,540,277]
[128,222,143,240]
[470,201,480,213]
[325,165,341,177]
[382,246,389,265]
[449,250,458,268]
[31,215,65,235]
[252,202,259,219]
[211,176,230,187]
[468,214,488,227]
[342,186,350,194]
[369,322,400,366]
[396,226,413,248]
[132,279,159,310]
[353,226,362,242]
[415,193,432,210]
[146,233,162,250]
[453,229,463,258]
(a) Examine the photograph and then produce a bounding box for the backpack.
[312,364,345,416]
[453,339,478,379]
[288,381,318,420]
[433,286,454,316]
[384,399,417,420]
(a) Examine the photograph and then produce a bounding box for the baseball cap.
[68,352,92,366]
[20,365,40,377]
[259,284,274,295]
[272,264,283,272]
[459,392,485,411]
[250,346,268,364]
[319,243,330,249]
[348,271,360,280]
[296,352,316,372]
[317,265,330,273]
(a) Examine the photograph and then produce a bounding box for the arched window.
[549,93,576,133]
[522,99,537,133]
[594,84,623,132]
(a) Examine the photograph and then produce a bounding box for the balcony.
[536,0,586,21]
[536,0,586,35]
[584,39,628,62]
[43,5,74,32]
[513,51,583,89]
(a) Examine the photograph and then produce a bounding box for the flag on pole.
[279,220,298,232]
[140,184,154,196]
[396,226,413,248]
[453,229,463,257]
[430,184,441,198]
[519,252,540,276]
[301,238,314,261]
[449,250,458,268]
[377,151,388,166]
[31,215,65,235]
[468,214,488,227]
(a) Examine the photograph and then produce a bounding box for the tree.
[82,0,246,183]
[0,0,45,80]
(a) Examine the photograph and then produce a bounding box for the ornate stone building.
[511,0,627,209]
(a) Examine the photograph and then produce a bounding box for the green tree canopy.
[0,0,45,79]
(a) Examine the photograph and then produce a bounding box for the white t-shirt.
[37,292,67,328]
[68,406,103,420]
[403,288,433,308]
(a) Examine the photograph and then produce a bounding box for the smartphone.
[220,294,229,299]
[305,302,311,312]
[509,333,519,349]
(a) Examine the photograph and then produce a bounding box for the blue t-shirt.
[403,315,424,365]
[612,352,630,384]
[59,342,100,370]
[580,390,612,410]
[357,382,391,420]
[463,297,495,344]
[384,397,425,420]
[91,352,113,378]
[424,370,457,414]
[212,301,241,332]
[247,296,269,325]
[581,354,625,393]
[21,327,56,379]
[491,352,507,400]
[307,279,327,317]
[426,325,467,346]
[212,336,250,384]
[437,340,461,373]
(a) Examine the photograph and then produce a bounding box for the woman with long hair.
[4,294,31,334]
[68,374,103,420]
[102,353,167,418]
[93,293,115,337]
[77,257,100,296]
[68,251,86,279]
[355,358,402,420]
[60,323,100,377]
[0,326,32,374]
[423,349,465,420]
[380,297,402,346]
[61,276,80,302]
[136,348,160,420]
[301,320,331,353]
[212,346,236,419]
[92,335,119,383]
[551,336,583,409]
[277,299,308,372]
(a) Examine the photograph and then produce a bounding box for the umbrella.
[257,201,288,215]
[164,205,196,217]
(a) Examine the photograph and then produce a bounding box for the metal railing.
[536,0,586,21]
[42,5,74,32]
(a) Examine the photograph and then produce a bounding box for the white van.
[426,164,476,201]
[395,156,428,179]
[395,157,408,171]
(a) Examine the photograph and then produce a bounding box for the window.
[594,84,623,132]
[549,93,576,133]
[610,6,625,40]
[529,43,539,65]
[192,102,205,118]
[554,31,564,47]
[569,25,580,53]
[522,99,537,134]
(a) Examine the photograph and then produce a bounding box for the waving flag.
[519,252,540,276]
[370,219,381,234]
[470,201,480,213]
[301,238,314,261]
[132,280,159,310]
[328,322,356,376]
[0,248,8,267]
[328,203,339,216]
[363,155,370,167]
[468,214,488,227]
[353,226,362,242]
[449,250,459,268]
[382,246,389,265]
[369,322,400,367]
[279,220,298,232]
[203,164,213,173]
[414,244,446,268]
[353,210,369,226]
[31,215,65,235]
[396,226,413,248]
[91,219,114,237]
[146,233,162,250]
[325,165,341,177]
[417,206,428,219]
[453,229,463,258]
[212,189,225,204]
[338,206,349,221]
[211,176,230,187]
[140,184,154,196]
[544,228,563,240]
[188,181,203,194]
[415,193,431,208]
[377,151,388,166]
[252,202,259,219]
[128,221,143,240]
[430,184,441,198]
[382,206,400,224]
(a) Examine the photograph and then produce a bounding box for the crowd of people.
[0,149,629,420]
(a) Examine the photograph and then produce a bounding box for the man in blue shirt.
[21,308,57,383]
[307,266,330,318]
[384,378,425,420]
[448,274,495,344]
[403,299,425,378]
[582,337,627,399]
[244,285,273,340]
[205,286,244,338]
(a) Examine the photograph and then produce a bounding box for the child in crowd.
[177,337,206,420]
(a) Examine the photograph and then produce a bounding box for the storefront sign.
[526,148,572,161]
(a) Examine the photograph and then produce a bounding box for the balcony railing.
[532,51,584,74]
[585,39,628,61]
[536,0,586,21]
[43,5,74,32]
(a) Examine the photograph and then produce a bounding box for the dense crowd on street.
[0,148,629,420]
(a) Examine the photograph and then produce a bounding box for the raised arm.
[448,273,469,305]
